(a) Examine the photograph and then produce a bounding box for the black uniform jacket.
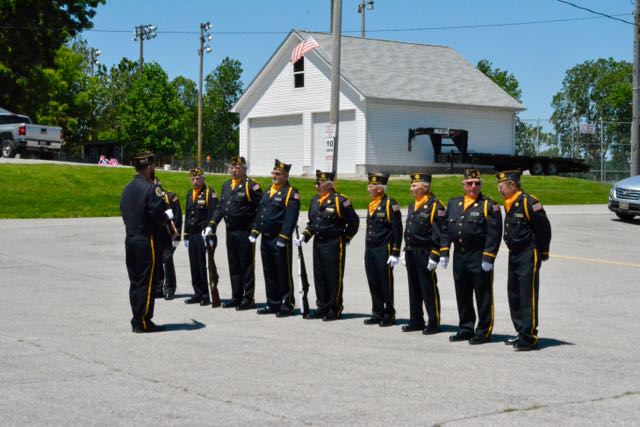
[365,194,403,256]
[210,177,263,230]
[120,175,168,237]
[503,191,551,258]
[251,182,301,243]
[404,194,447,262]
[444,193,502,264]
[184,185,217,237]
[302,191,360,241]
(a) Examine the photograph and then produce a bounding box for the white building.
[231,30,525,176]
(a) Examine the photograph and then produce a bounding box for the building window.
[293,57,304,88]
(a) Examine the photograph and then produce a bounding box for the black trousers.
[312,236,346,316]
[364,243,395,320]
[508,247,541,345]
[187,234,208,298]
[452,249,494,338]
[405,249,440,328]
[260,235,295,311]
[226,228,256,302]
[153,241,177,295]
[125,235,156,329]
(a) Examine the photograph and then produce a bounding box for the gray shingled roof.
[299,30,524,111]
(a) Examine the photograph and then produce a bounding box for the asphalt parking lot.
[0,204,638,426]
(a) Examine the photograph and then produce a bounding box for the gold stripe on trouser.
[286,243,294,308]
[250,241,255,301]
[531,248,538,344]
[336,237,344,316]
[430,268,440,326]
[485,269,494,338]
[143,236,155,330]
[386,243,393,317]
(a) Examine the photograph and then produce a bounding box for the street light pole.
[89,48,101,78]
[357,0,374,38]
[631,1,640,176]
[330,0,342,175]
[197,22,213,169]
[133,24,157,73]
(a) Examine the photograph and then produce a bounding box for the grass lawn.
[0,164,611,219]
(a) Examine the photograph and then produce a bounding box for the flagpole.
[330,0,342,177]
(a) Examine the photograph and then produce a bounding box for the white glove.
[400,252,406,266]
[276,240,286,248]
[184,239,189,248]
[204,226,213,236]
[164,209,174,220]
[293,237,304,247]
[386,256,399,267]
[172,240,180,248]
[248,235,257,243]
[481,261,493,272]
[439,256,449,270]
[427,258,438,271]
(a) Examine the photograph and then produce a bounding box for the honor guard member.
[183,167,218,305]
[294,170,360,321]
[249,159,301,317]
[120,152,174,333]
[363,173,403,327]
[441,169,502,344]
[153,180,182,300]
[205,156,263,310]
[401,173,447,335]
[496,170,551,351]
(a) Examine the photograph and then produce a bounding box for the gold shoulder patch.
[155,186,163,197]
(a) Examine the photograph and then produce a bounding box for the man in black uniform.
[250,159,300,317]
[363,173,403,327]
[496,170,552,351]
[205,156,263,310]
[401,173,447,335]
[294,170,360,321]
[120,152,173,333]
[442,169,502,344]
[183,167,218,306]
[152,179,182,300]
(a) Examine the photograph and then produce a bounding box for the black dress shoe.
[307,310,326,319]
[200,297,211,306]
[514,340,538,352]
[322,313,340,322]
[449,332,474,342]
[504,337,519,346]
[401,324,423,332]
[379,317,396,327]
[184,296,203,304]
[257,307,278,315]
[164,291,175,301]
[276,309,293,318]
[363,317,381,325]
[132,322,165,333]
[222,300,239,308]
[469,335,489,345]
[422,325,440,335]
[236,300,255,311]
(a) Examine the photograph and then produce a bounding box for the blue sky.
[81,0,633,126]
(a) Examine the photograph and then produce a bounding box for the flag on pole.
[290,36,319,63]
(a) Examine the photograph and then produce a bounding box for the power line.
[555,0,635,25]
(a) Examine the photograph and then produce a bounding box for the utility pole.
[357,0,375,38]
[133,24,157,73]
[89,48,101,78]
[330,0,334,33]
[631,1,640,176]
[330,0,342,175]
[535,117,540,155]
[197,22,213,169]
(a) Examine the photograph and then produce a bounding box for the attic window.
[293,57,304,88]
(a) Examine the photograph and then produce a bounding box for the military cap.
[496,169,521,184]
[368,172,389,185]
[132,151,154,169]
[189,167,204,177]
[229,156,246,166]
[410,172,432,183]
[463,168,481,180]
[315,170,335,182]
[273,159,291,173]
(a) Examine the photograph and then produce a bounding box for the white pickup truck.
[0,110,63,159]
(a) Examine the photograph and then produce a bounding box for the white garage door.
[312,110,356,174]
[248,114,303,176]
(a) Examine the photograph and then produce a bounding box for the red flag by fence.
[290,36,319,63]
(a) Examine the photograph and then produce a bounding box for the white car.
[608,175,640,220]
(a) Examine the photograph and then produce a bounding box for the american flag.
[290,36,319,63]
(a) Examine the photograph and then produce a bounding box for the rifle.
[294,226,310,318]
[205,236,221,307]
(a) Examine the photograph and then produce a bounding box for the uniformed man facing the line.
[152,179,182,300]
[401,173,447,335]
[183,167,218,305]
[442,169,502,344]
[496,170,552,352]
[120,151,174,333]
[294,170,360,321]
[250,159,301,317]
[363,173,403,327]
[205,156,263,310]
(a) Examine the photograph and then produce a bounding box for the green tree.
[550,58,631,170]
[171,76,198,158]
[96,58,138,142]
[0,0,104,115]
[476,59,522,102]
[202,57,243,161]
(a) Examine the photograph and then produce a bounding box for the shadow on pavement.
[537,337,574,349]
[340,312,373,320]
[162,319,206,332]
